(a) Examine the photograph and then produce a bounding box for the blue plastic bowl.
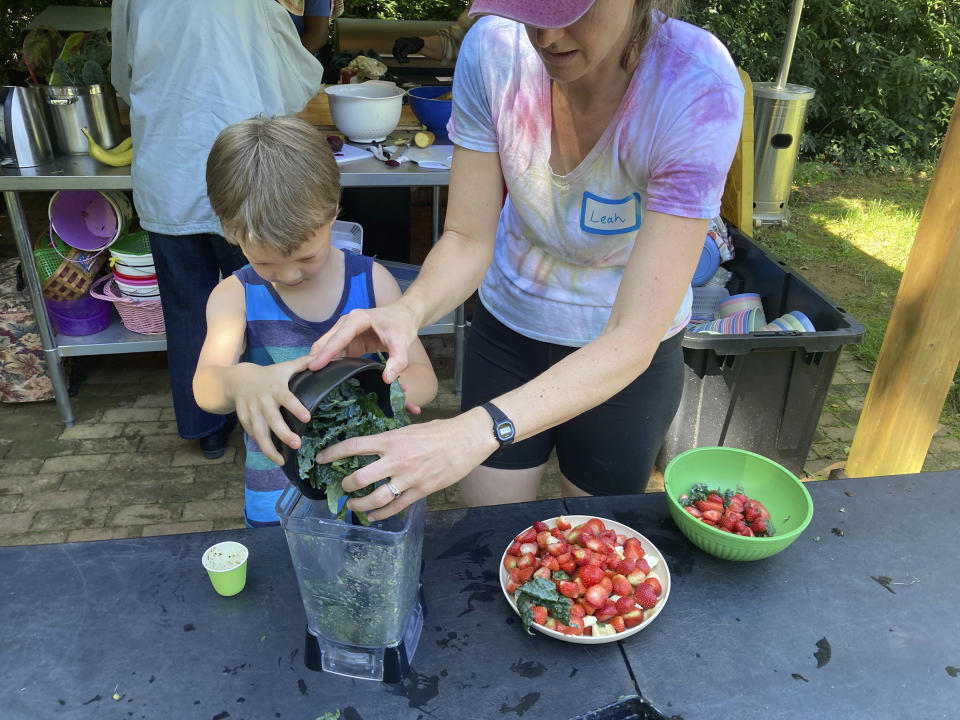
[406,86,453,138]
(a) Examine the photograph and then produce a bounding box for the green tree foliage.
[683,0,960,165]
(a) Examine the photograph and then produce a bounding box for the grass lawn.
[749,160,960,431]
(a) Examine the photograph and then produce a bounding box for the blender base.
[304,599,423,683]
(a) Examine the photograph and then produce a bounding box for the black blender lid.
[275,357,392,500]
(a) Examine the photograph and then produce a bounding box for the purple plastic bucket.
[45,293,111,336]
[47,190,133,252]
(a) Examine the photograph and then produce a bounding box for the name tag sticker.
[580,192,642,235]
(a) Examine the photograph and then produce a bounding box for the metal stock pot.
[44,83,122,155]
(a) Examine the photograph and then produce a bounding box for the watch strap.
[480,401,516,448]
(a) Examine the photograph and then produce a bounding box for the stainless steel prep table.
[1,151,463,426]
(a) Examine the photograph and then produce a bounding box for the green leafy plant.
[50,27,110,86]
[297,376,411,525]
[515,575,572,635]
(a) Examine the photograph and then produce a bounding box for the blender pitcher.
[276,485,425,682]
[272,358,425,683]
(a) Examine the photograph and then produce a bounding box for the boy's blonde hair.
[206,115,340,254]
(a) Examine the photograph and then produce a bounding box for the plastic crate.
[570,696,672,720]
[658,227,865,476]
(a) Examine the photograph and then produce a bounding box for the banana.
[81,126,133,167]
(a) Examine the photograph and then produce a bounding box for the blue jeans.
[148,232,247,439]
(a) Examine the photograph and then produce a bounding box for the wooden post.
[845,89,960,477]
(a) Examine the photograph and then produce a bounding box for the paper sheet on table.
[404,146,453,169]
[332,143,369,165]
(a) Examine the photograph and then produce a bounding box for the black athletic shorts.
[461,300,684,495]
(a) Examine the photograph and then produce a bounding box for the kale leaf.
[297,377,411,524]
[515,575,572,635]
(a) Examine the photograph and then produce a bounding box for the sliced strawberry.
[611,573,633,597]
[584,584,609,609]
[536,530,554,549]
[584,518,606,535]
[622,608,645,628]
[572,548,591,566]
[517,552,536,569]
[610,615,626,633]
[516,567,534,583]
[623,537,644,560]
[544,616,557,631]
[702,509,722,523]
[569,603,587,619]
[533,520,549,533]
[634,582,657,610]
[516,527,537,544]
[599,576,613,593]
[615,533,627,546]
[556,516,572,531]
[559,580,580,599]
[750,518,768,534]
[596,601,618,623]
[503,555,518,570]
[579,564,603,587]
[739,526,755,537]
[599,529,618,546]
[643,577,662,597]
[636,557,651,575]
[707,493,725,505]
[506,581,517,594]
[559,558,577,574]
[567,616,584,632]
[541,555,560,573]
[533,566,551,580]
[531,604,548,625]
[626,568,648,586]
[684,506,703,519]
[616,558,637,575]
[615,595,636,614]
[695,500,724,514]
[519,541,538,556]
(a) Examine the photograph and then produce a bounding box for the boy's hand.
[228,356,313,466]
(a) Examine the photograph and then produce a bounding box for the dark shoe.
[199,417,238,459]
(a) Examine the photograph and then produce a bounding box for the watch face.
[495,420,515,442]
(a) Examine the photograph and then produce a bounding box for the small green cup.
[201,541,249,596]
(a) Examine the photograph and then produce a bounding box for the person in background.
[285,0,342,57]
[111,0,325,459]
[391,6,478,64]
[194,116,437,526]
[307,0,744,522]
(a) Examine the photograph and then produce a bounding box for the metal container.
[43,84,122,155]
[752,82,815,223]
[0,85,55,167]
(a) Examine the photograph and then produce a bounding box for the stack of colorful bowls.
[109,229,159,299]
[761,310,815,332]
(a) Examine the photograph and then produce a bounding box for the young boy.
[193,115,438,526]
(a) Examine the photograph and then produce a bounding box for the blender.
[273,358,425,682]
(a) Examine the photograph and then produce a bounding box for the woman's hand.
[315,409,498,522]
[308,302,421,384]
[228,356,313,466]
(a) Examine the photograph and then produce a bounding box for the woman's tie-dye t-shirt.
[448,16,744,347]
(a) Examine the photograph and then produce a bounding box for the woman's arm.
[309,145,504,382]
[370,262,439,409]
[320,210,707,521]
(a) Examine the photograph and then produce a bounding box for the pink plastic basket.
[89,275,165,334]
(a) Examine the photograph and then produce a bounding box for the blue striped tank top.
[234,249,376,526]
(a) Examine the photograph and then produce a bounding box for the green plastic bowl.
[663,447,814,561]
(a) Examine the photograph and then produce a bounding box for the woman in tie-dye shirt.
[308,0,744,522]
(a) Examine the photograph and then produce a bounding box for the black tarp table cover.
[567,471,958,720]
[2,498,638,719]
[3,474,958,719]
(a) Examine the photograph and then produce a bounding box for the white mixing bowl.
[324,81,404,143]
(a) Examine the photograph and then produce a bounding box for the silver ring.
[386,481,402,499]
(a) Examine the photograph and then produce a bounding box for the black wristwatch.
[481,401,516,448]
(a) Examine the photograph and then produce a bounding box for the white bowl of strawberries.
[500,515,670,644]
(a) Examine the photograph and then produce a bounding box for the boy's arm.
[193,277,312,464]
[371,262,439,408]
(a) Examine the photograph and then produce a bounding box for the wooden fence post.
[845,89,960,477]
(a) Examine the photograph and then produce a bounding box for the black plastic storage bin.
[657,227,865,476]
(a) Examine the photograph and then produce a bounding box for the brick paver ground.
[1,339,956,547]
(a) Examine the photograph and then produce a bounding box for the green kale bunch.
[297,377,411,524]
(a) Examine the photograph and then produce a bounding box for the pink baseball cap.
[468,0,595,28]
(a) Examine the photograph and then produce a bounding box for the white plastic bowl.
[324,81,404,143]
